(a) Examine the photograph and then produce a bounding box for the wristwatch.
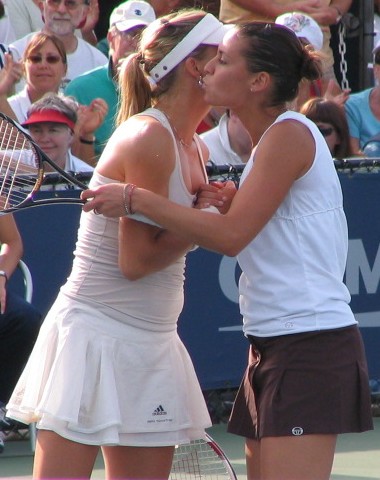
[0,270,8,282]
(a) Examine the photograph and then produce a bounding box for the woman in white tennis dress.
[6,9,230,479]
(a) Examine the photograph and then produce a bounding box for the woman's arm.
[97,117,196,280]
[83,120,314,256]
[131,120,315,256]
[0,214,23,312]
[0,53,22,119]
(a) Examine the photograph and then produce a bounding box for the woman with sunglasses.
[300,97,354,158]
[83,22,373,480]
[0,32,68,122]
[0,32,107,165]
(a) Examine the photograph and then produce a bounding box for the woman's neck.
[237,105,288,147]
[27,85,60,104]
[155,97,209,146]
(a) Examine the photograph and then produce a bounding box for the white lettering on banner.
[218,256,239,303]
[217,256,242,332]
[346,239,380,295]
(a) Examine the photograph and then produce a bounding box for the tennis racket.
[170,432,237,480]
[0,112,89,215]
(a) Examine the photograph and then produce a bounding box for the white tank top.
[237,111,356,337]
[61,108,207,332]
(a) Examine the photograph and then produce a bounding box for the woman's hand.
[76,98,108,137]
[195,180,237,214]
[82,183,126,217]
[0,53,23,96]
[79,0,100,46]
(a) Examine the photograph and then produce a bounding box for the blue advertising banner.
[9,170,380,390]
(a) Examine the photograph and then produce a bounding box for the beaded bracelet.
[123,183,136,215]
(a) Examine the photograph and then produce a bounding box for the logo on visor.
[292,427,304,436]
[134,9,142,16]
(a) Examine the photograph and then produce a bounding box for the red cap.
[22,109,75,131]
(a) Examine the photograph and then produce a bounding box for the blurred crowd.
[0,0,378,173]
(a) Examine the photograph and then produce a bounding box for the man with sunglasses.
[6,0,99,46]
[65,1,155,163]
[9,0,107,93]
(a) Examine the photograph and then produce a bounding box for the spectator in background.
[5,0,43,40]
[0,0,15,82]
[96,0,182,56]
[201,109,252,165]
[345,40,380,154]
[275,11,325,109]
[0,214,42,452]
[9,0,107,93]
[0,33,107,167]
[6,0,99,46]
[0,33,68,123]
[0,0,16,44]
[66,1,156,161]
[219,0,352,95]
[22,93,96,175]
[0,44,8,70]
[300,97,355,158]
[374,0,380,40]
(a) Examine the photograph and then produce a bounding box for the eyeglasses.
[46,0,87,11]
[26,55,62,64]
[318,126,334,137]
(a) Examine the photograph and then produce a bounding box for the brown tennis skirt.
[228,325,373,440]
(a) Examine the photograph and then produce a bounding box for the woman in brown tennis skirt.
[83,22,373,480]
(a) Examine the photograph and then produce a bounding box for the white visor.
[148,13,231,84]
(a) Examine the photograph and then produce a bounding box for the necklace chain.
[162,111,193,148]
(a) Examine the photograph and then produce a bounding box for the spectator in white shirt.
[201,109,252,166]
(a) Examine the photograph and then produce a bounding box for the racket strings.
[0,118,41,209]
[170,438,235,479]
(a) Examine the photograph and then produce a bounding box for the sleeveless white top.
[61,108,206,331]
[237,111,356,337]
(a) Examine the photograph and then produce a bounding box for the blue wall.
[9,171,380,390]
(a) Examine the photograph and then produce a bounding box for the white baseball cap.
[110,1,156,33]
[275,12,323,51]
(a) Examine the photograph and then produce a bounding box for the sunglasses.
[26,55,62,64]
[46,0,87,10]
[318,126,334,137]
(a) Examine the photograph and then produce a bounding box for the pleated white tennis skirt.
[7,293,211,446]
